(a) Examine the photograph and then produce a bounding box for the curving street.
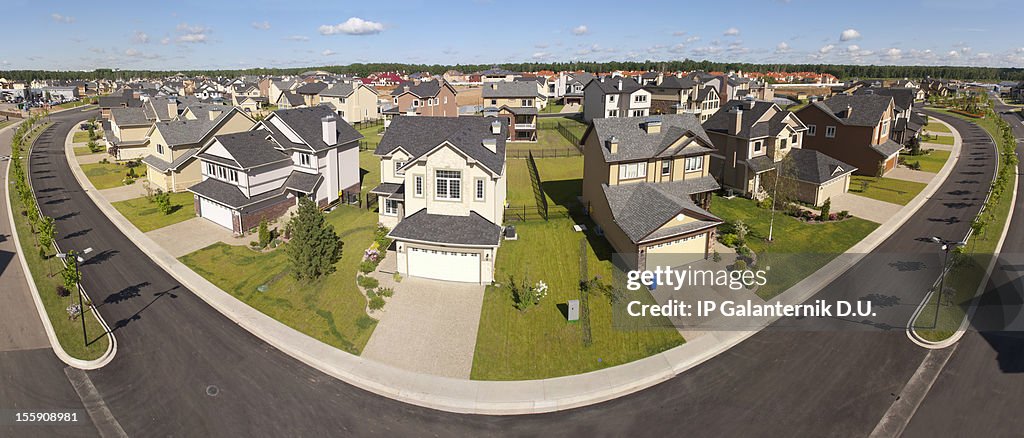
[3,101,1019,437]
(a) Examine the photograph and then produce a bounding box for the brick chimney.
[322,115,337,146]
[728,106,743,135]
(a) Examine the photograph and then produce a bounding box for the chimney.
[490,83,497,90]
[403,85,410,93]
[322,115,337,146]
[845,105,853,118]
[644,117,662,134]
[167,97,177,119]
[607,135,619,154]
[490,120,502,135]
[482,138,497,153]
[728,107,743,135]
[617,79,623,91]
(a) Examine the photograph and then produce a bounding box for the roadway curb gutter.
[62,112,959,414]
[906,110,1019,349]
[4,119,116,370]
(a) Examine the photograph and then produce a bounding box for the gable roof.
[201,130,290,169]
[320,82,375,98]
[588,76,644,95]
[375,116,506,176]
[809,94,893,127]
[277,91,305,107]
[647,75,696,90]
[390,80,451,98]
[110,107,150,126]
[481,81,542,99]
[853,87,915,112]
[704,100,807,139]
[263,106,363,152]
[388,210,501,246]
[588,114,714,163]
[295,82,329,95]
[602,178,722,243]
[785,148,857,184]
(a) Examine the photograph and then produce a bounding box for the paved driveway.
[146,217,246,257]
[829,192,902,224]
[98,183,148,203]
[361,273,484,379]
[888,167,936,184]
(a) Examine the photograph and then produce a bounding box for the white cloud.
[947,50,961,58]
[321,49,336,56]
[319,17,385,35]
[51,13,75,23]
[124,48,160,60]
[668,44,688,54]
[285,35,310,42]
[685,36,701,43]
[532,52,549,59]
[723,27,740,36]
[571,25,588,35]
[160,37,171,45]
[819,44,835,54]
[672,31,687,37]
[884,48,902,61]
[775,42,790,53]
[534,43,549,49]
[176,23,210,43]
[839,28,861,41]
[252,21,271,30]
[133,31,150,44]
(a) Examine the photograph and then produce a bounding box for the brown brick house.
[795,94,902,177]
[385,80,458,118]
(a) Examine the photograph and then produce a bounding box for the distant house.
[582,77,652,122]
[105,107,153,160]
[142,104,255,192]
[189,106,363,234]
[853,87,921,145]
[581,114,722,269]
[563,72,594,106]
[481,81,546,111]
[275,90,306,109]
[319,81,380,123]
[796,94,903,176]
[371,116,507,283]
[295,82,328,107]
[704,100,856,206]
[385,80,458,118]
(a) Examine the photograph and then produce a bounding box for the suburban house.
[582,76,652,122]
[385,80,458,118]
[142,104,255,192]
[318,81,380,123]
[563,72,594,106]
[296,82,328,107]
[796,94,903,176]
[105,107,154,160]
[581,114,722,269]
[853,87,922,145]
[481,81,547,111]
[188,106,363,234]
[97,91,141,119]
[370,116,507,284]
[704,100,856,206]
[275,90,306,109]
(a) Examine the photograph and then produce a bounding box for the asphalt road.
[902,95,1024,437]
[10,105,1000,437]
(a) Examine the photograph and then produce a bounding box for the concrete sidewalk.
[56,104,964,414]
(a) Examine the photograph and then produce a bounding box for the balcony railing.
[514,123,536,130]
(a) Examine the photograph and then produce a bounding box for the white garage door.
[199,197,234,230]
[407,247,480,283]
[646,233,708,268]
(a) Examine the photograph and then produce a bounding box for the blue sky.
[4,0,1023,71]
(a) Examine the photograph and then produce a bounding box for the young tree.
[61,253,82,297]
[153,189,173,215]
[820,197,832,220]
[258,219,271,248]
[39,215,55,255]
[87,123,97,141]
[286,198,342,279]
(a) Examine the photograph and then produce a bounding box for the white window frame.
[661,159,671,177]
[474,178,485,201]
[825,126,836,138]
[881,120,889,136]
[299,153,313,167]
[685,156,704,172]
[434,169,461,201]
[413,175,423,197]
[607,109,619,117]
[394,160,406,177]
[807,124,816,136]
[753,141,762,152]
[634,94,648,103]
[618,162,647,180]
[383,198,399,216]
[521,99,532,107]
[157,143,164,154]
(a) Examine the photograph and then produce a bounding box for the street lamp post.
[57,247,92,346]
[930,236,962,328]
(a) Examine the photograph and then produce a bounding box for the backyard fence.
[507,148,580,159]
[527,151,548,221]
[351,118,384,130]
[503,204,575,222]
[358,140,374,152]
[555,122,583,150]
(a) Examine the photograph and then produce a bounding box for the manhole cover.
[206,385,220,397]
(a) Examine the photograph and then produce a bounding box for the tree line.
[2,60,1023,82]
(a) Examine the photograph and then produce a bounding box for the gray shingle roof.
[142,148,201,173]
[283,171,322,194]
[189,178,286,210]
[647,75,697,90]
[320,82,356,97]
[278,91,305,107]
[265,106,363,152]
[295,82,328,95]
[601,177,722,243]
[814,94,893,127]
[204,130,290,169]
[854,87,915,112]
[786,148,857,184]
[588,76,643,94]
[390,81,447,98]
[153,110,232,147]
[110,107,150,126]
[481,81,542,98]
[388,210,501,246]
[590,114,714,163]
[375,116,507,176]
[870,139,904,158]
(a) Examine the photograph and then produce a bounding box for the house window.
[475,178,485,201]
[206,163,215,175]
[754,141,762,152]
[229,169,238,182]
[825,126,836,138]
[780,138,788,149]
[630,109,646,117]
[608,95,617,103]
[394,160,406,177]
[634,94,648,103]
[339,97,346,104]
[383,198,399,216]
[444,96,448,104]
[618,162,647,180]
[881,120,889,136]
[414,175,423,197]
[393,98,398,104]
[791,134,798,146]
[521,99,532,107]
[807,125,816,136]
[157,144,164,154]
[435,170,461,200]
[412,100,420,107]
[685,156,704,172]
[607,109,619,117]
[300,153,312,167]
[490,99,497,105]
[661,160,671,177]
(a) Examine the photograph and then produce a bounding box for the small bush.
[733,259,748,271]
[378,287,394,298]
[368,295,386,310]
[357,275,379,289]
[756,197,773,209]
[356,315,376,330]
[838,210,850,219]
[358,260,376,274]
[712,250,722,263]
[719,233,739,247]
[258,220,271,248]
[249,241,260,248]
[393,272,403,283]
[735,245,752,258]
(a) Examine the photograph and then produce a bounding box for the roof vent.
[490,120,502,135]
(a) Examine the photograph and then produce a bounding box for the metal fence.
[507,148,580,159]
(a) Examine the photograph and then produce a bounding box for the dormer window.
[299,153,312,167]
[753,141,762,152]
[780,138,788,149]
[394,160,406,176]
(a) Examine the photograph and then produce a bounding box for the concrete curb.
[61,113,958,414]
[907,109,1019,349]
[4,119,116,370]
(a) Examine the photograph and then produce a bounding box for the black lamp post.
[930,236,963,328]
[57,247,92,346]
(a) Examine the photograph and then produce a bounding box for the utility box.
[567,299,580,322]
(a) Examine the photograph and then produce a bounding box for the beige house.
[481,81,547,111]
[319,82,380,123]
[371,116,507,284]
[581,114,722,270]
[105,107,153,160]
[142,105,255,192]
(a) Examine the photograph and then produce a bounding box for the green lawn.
[11,121,110,360]
[506,156,582,208]
[540,104,566,114]
[849,175,927,205]
[359,149,380,201]
[112,192,196,232]
[72,130,101,143]
[180,205,379,354]
[538,116,587,136]
[55,100,87,110]
[81,162,147,189]
[356,124,384,150]
[0,119,16,130]
[710,195,879,299]
[922,134,954,146]
[923,122,951,133]
[902,150,950,173]
[73,146,102,156]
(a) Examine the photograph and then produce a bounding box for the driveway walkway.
[98,183,148,203]
[830,192,903,224]
[361,272,484,379]
[146,217,247,257]
[888,167,936,184]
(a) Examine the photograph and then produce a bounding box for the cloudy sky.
[4,0,1022,70]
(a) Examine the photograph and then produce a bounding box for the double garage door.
[199,197,234,231]
[407,247,480,283]
[646,233,708,268]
